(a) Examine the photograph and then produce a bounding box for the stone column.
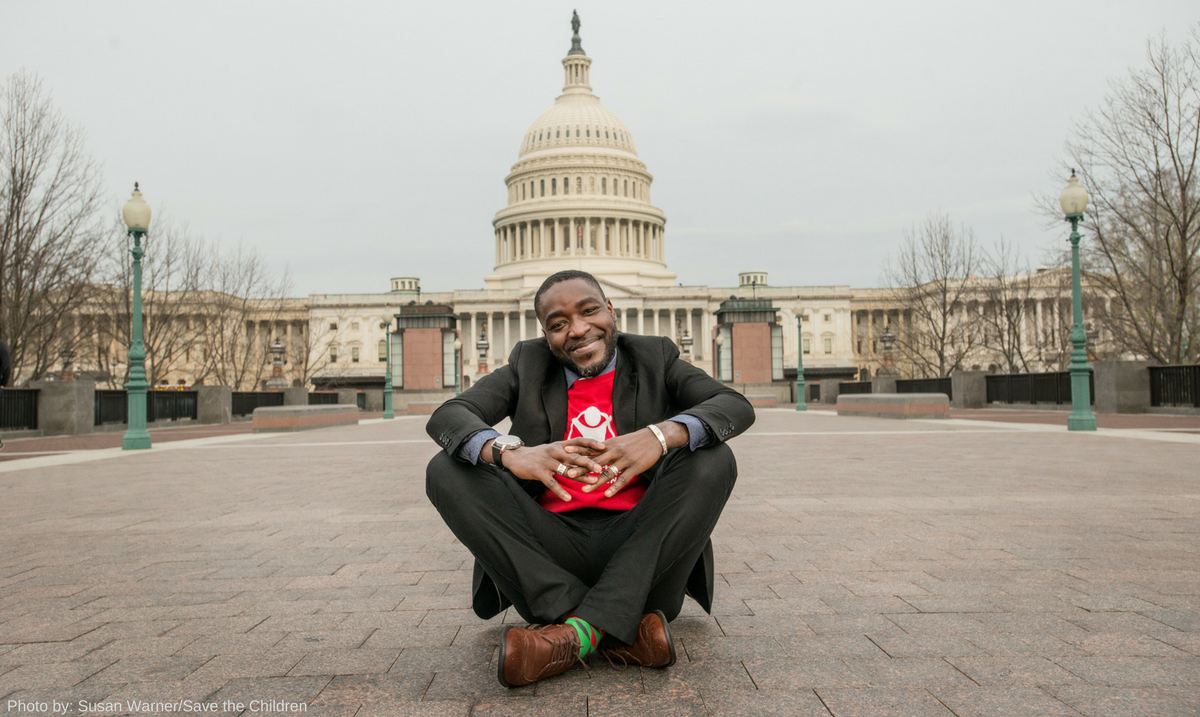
[518,309,526,342]
[637,307,644,335]
[619,307,627,333]
[503,311,510,360]
[653,309,661,337]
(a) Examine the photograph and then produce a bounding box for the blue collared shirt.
[457,349,711,464]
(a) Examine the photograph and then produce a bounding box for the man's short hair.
[533,270,606,320]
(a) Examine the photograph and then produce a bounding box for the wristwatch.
[491,435,524,468]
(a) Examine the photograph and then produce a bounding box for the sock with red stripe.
[564,616,604,658]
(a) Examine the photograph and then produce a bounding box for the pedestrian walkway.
[0,409,1196,716]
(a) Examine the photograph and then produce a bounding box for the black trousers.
[425,442,737,645]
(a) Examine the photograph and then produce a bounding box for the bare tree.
[978,238,1037,373]
[0,70,103,383]
[92,214,207,387]
[292,308,352,389]
[1058,28,1200,365]
[192,241,291,390]
[883,211,982,377]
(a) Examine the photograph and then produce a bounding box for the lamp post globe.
[794,310,807,411]
[1061,170,1097,431]
[453,337,463,396]
[715,333,725,384]
[380,320,394,419]
[121,183,152,450]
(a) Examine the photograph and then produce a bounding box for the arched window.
[624,179,628,196]
[576,177,582,193]
[530,181,535,197]
[540,179,545,196]
[586,128,590,137]
[378,340,387,361]
[601,178,607,194]
[556,129,560,138]
[605,130,609,139]
[552,178,557,195]
[538,133,542,141]
[564,176,570,194]
[576,128,580,137]
[521,184,525,200]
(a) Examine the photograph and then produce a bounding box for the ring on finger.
[555,462,568,477]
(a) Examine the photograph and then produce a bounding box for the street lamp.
[121,183,152,450]
[795,311,807,411]
[476,326,490,375]
[1059,170,1097,431]
[265,339,288,390]
[715,333,725,383]
[60,346,76,382]
[680,329,693,361]
[453,337,463,396]
[879,327,899,376]
[380,320,394,419]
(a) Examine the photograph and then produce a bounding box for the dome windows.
[601,178,606,195]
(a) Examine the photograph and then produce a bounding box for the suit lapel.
[613,347,638,435]
[542,365,568,442]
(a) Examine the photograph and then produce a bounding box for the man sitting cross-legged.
[425,270,754,687]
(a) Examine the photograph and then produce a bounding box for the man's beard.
[555,331,618,378]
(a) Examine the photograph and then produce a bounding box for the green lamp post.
[121,184,152,450]
[453,337,463,396]
[1060,170,1097,431]
[380,320,394,419]
[795,311,807,411]
[715,333,725,383]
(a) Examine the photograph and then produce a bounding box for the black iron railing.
[232,391,285,417]
[1149,364,1200,408]
[147,391,198,422]
[309,392,339,405]
[94,390,127,425]
[839,382,873,395]
[0,388,39,431]
[986,371,1094,405]
[896,377,953,400]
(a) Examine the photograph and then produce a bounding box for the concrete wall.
[197,386,232,424]
[393,388,456,411]
[951,371,987,409]
[30,380,95,437]
[335,388,358,406]
[819,379,842,404]
[363,389,383,412]
[1094,360,1151,414]
[723,381,791,403]
[871,376,897,394]
[282,387,308,406]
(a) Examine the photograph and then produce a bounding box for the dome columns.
[493,216,663,265]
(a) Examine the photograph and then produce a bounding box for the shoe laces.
[532,625,590,676]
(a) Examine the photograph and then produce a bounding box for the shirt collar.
[563,348,618,390]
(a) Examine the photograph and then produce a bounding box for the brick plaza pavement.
[0,410,1197,716]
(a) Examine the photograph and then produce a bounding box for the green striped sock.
[564,616,604,658]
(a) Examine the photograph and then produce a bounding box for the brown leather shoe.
[600,610,676,668]
[497,623,583,687]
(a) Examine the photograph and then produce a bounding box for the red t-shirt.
[537,370,647,513]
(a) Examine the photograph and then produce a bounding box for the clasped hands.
[490,424,684,502]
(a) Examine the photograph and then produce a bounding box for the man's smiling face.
[537,278,618,378]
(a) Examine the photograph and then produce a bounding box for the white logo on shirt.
[567,405,615,442]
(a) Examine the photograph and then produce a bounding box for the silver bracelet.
[647,424,669,456]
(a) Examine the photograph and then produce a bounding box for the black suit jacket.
[427,332,755,616]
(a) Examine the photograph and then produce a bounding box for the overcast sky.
[4,2,1197,296]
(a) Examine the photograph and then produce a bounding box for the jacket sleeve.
[661,338,755,443]
[426,341,522,458]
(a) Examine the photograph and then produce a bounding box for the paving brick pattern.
[0,410,1197,715]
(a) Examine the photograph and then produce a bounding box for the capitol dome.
[485,14,674,292]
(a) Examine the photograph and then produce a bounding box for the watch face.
[494,435,523,451]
